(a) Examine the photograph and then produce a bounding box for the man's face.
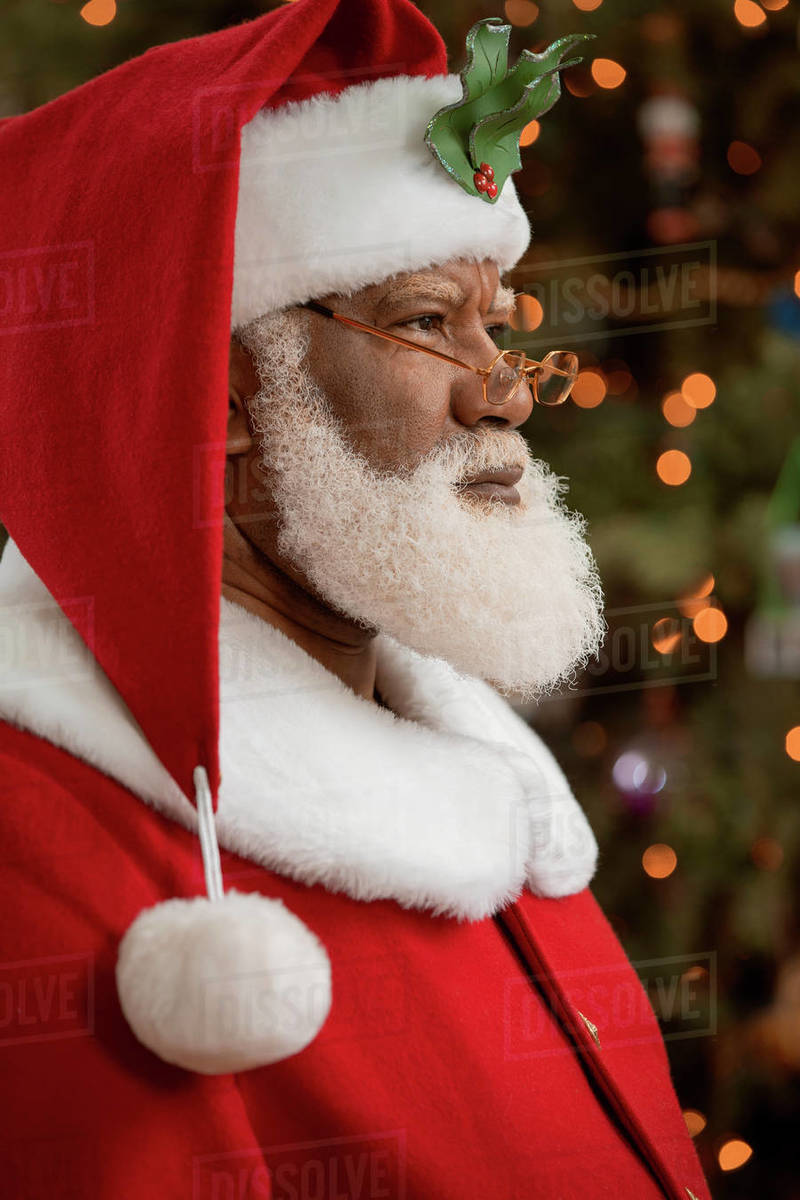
[228,256,606,701]
[299,258,529,476]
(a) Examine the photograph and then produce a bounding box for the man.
[223,259,603,704]
[0,0,710,1196]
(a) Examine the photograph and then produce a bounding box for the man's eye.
[401,314,442,333]
[486,322,511,340]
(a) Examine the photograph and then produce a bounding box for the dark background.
[2,1,800,1195]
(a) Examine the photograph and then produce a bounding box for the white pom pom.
[116,889,331,1074]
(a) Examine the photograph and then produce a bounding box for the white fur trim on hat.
[231,73,531,328]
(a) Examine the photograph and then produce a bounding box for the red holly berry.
[480,162,495,181]
[486,180,499,199]
[473,172,489,193]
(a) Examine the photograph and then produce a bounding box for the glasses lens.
[487,351,527,405]
[534,351,579,406]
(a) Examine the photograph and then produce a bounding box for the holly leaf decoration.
[425,20,594,204]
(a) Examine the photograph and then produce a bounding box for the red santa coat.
[0,540,709,1199]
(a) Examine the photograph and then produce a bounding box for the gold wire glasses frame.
[300,300,579,408]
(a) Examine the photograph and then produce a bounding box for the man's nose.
[449,348,534,430]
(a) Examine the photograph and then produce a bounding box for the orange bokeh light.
[573,0,603,9]
[681,372,716,408]
[571,369,607,408]
[718,1138,754,1171]
[504,0,539,25]
[678,573,715,617]
[80,0,116,24]
[652,617,682,655]
[693,606,728,643]
[519,119,541,147]
[762,0,788,8]
[642,844,677,879]
[509,294,543,332]
[786,725,800,761]
[683,1110,707,1138]
[591,58,627,89]
[692,573,716,599]
[656,449,691,486]
[793,270,800,299]
[604,362,633,395]
[733,0,767,27]
[662,391,697,427]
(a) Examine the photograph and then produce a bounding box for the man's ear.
[227,336,258,456]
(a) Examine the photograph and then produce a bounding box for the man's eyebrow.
[490,284,518,314]
[375,277,467,315]
[374,277,517,318]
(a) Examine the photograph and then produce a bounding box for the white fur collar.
[0,537,598,919]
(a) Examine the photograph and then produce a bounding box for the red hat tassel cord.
[114,766,332,1074]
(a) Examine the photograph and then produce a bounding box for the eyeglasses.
[300,300,578,408]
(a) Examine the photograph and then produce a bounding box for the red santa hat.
[0,0,581,1074]
[231,57,531,329]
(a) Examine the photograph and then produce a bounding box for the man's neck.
[221,515,380,703]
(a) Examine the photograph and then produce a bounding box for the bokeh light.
[750,837,784,870]
[573,0,603,9]
[728,140,762,174]
[591,58,627,89]
[652,616,683,655]
[662,391,697,427]
[642,844,678,878]
[683,1110,707,1137]
[678,574,715,620]
[519,119,541,147]
[681,372,716,408]
[656,449,692,485]
[509,293,543,332]
[718,1138,754,1171]
[564,68,595,98]
[794,270,800,299]
[571,369,606,408]
[734,0,767,27]
[504,0,538,26]
[80,0,116,24]
[604,361,633,395]
[572,720,607,757]
[785,726,800,761]
[613,751,667,796]
[693,606,728,643]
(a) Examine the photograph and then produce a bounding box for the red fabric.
[0,719,711,1200]
[0,0,447,809]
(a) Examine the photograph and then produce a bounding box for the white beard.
[237,310,606,702]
